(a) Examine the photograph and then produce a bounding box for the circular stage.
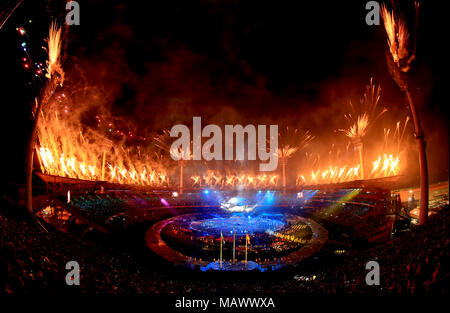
[146,211,328,272]
[190,215,285,236]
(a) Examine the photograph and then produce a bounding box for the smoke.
[47,0,447,185]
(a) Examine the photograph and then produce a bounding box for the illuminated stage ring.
[190,215,285,236]
[146,213,328,272]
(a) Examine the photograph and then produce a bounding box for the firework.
[191,171,279,189]
[383,116,410,154]
[340,113,369,141]
[339,79,386,142]
[277,127,314,191]
[338,79,386,179]
[36,101,169,187]
[44,21,64,83]
[25,17,411,199]
[278,145,299,160]
[154,130,194,193]
[381,5,413,72]
[369,154,400,178]
[297,153,400,186]
[0,0,24,30]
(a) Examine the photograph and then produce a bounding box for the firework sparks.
[297,154,400,186]
[340,113,369,141]
[278,145,298,160]
[337,79,387,179]
[276,128,314,159]
[191,171,279,189]
[381,5,414,72]
[36,100,169,186]
[369,154,400,178]
[276,128,314,191]
[339,79,386,143]
[32,23,403,191]
[44,21,64,83]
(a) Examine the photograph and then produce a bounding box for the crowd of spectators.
[65,190,220,224]
[1,190,448,294]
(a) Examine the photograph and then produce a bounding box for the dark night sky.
[0,0,447,184]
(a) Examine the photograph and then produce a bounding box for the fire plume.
[36,108,169,186]
[296,154,400,186]
[381,5,413,71]
[44,21,64,83]
[191,171,279,189]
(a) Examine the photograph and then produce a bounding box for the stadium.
[1,0,449,301]
[2,170,449,295]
